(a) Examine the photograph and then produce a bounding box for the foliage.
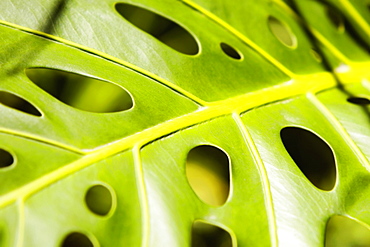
[0,0,369,246]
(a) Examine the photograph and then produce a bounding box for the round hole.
[61,232,94,247]
[0,149,14,168]
[220,42,242,60]
[268,16,297,48]
[280,127,337,191]
[326,7,345,33]
[310,49,322,63]
[347,97,370,105]
[85,184,113,216]
[186,145,230,206]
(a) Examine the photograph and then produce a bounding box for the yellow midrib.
[0,70,336,208]
[0,7,336,220]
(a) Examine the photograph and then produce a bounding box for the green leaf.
[0,0,369,246]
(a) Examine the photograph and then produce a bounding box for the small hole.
[186,145,230,206]
[61,232,94,247]
[280,127,336,191]
[347,97,370,105]
[220,43,242,60]
[325,215,370,247]
[85,184,113,216]
[0,91,41,116]
[0,149,14,168]
[115,3,199,55]
[25,68,133,113]
[191,221,233,247]
[326,7,345,33]
[268,16,297,48]
[310,49,322,63]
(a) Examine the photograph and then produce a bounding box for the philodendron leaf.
[0,0,369,247]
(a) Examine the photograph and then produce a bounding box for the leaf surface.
[0,0,369,246]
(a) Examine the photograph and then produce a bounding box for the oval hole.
[280,127,336,191]
[85,184,113,216]
[186,145,230,206]
[310,48,322,63]
[61,232,94,247]
[220,43,242,60]
[115,3,199,55]
[0,91,41,116]
[347,96,370,105]
[268,16,297,48]
[325,215,370,247]
[326,7,345,33]
[25,68,133,113]
[191,221,233,247]
[0,149,14,169]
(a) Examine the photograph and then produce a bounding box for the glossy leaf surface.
[0,0,369,247]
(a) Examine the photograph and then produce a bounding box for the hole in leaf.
[220,43,242,60]
[0,149,14,168]
[0,91,41,116]
[85,184,113,216]
[191,221,233,247]
[310,48,322,63]
[326,7,345,33]
[268,16,297,48]
[115,3,199,55]
[347,96,370,105]
[325,3,370,52]
[25,68,133,113]
[61,232,94,247]
[280,127,336,191]
[186,145,230,206]
[325,215,370,247]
